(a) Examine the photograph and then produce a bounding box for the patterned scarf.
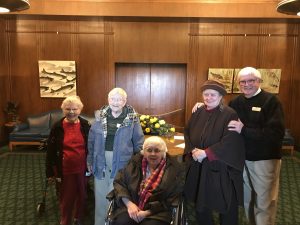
[138,157,166,209]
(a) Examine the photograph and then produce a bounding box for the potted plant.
[3,101,19,122]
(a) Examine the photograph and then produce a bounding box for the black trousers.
[111,212,169,225]
[195,192,239,225]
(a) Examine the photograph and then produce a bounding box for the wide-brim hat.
[200,80,227,96]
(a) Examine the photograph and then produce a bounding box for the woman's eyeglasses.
[64,108,79,112]
[145,147,161,153]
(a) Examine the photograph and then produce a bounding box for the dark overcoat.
[184,105,245,213]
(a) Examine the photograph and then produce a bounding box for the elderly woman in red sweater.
[184,80,245,225]
[46,96,91,225]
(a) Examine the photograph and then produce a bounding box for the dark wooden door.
[116,63,186,129]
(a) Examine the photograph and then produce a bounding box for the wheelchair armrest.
[170,195,181,207]
[171,196,186,225]
[105,191,116,224]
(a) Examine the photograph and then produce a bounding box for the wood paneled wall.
[0,15,300,149]
[12,0,296,19]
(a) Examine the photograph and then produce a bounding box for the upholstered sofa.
[9,110,95,151]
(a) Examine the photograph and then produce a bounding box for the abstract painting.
[38,61,77,98]
[208,68,234,93]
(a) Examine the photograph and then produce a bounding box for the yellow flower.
[139,114,174,136]
[158,120,166,125]
[170,127,175,132]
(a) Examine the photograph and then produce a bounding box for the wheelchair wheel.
[36,202,45,215]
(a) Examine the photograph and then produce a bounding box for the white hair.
[141,136,168,158]
[108,88,127,99]
[238,67,261,80]
[61,95,83,110]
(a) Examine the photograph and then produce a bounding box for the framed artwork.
[208,68,234,93]
[232,68,242,93]
[38,60,77,98]
[232,68,281,94]
[259,69,281,94]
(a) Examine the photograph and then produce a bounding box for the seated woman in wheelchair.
[107,136,185,225]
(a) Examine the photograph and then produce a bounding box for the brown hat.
[200,80,227,96]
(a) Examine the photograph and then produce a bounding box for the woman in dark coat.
[184,80,245,225]
[110,136,185,225]
[46,96,91,225]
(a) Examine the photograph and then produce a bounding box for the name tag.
[116,123,121,128]
[252,107,261,112]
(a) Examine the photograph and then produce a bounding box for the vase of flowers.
[139,114,175,136]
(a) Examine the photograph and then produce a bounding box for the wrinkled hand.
[127,201,141,223]
[228,119,244,134]
[136,210,151,222]
[192,102,204,113]
[192,148,207,163]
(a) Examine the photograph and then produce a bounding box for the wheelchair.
[104,191,187,225]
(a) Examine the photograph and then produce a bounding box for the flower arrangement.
[139,114,175,136]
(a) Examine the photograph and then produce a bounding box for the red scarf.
[138,157,166,209]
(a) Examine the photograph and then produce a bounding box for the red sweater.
[62,120,86,175]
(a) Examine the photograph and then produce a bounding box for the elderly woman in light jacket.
[87,87,144,225]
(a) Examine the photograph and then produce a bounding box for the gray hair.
[61,95,84,110]
[108,88,127,99]
[141,136,168,158]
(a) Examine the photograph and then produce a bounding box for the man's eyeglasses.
[239,79,257,85]
[64,108,79,112]
[145,147,161,153]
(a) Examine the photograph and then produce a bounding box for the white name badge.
[252,107,261,112]
[117,123,121,128]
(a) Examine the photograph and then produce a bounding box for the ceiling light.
[0,0,30,13]
[277,0,300,16]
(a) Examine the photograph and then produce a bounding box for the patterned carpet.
[0,147,299,225]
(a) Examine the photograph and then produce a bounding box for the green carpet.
[185,154,300,225]
[0,148,299,225]
[0,150,94,225]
